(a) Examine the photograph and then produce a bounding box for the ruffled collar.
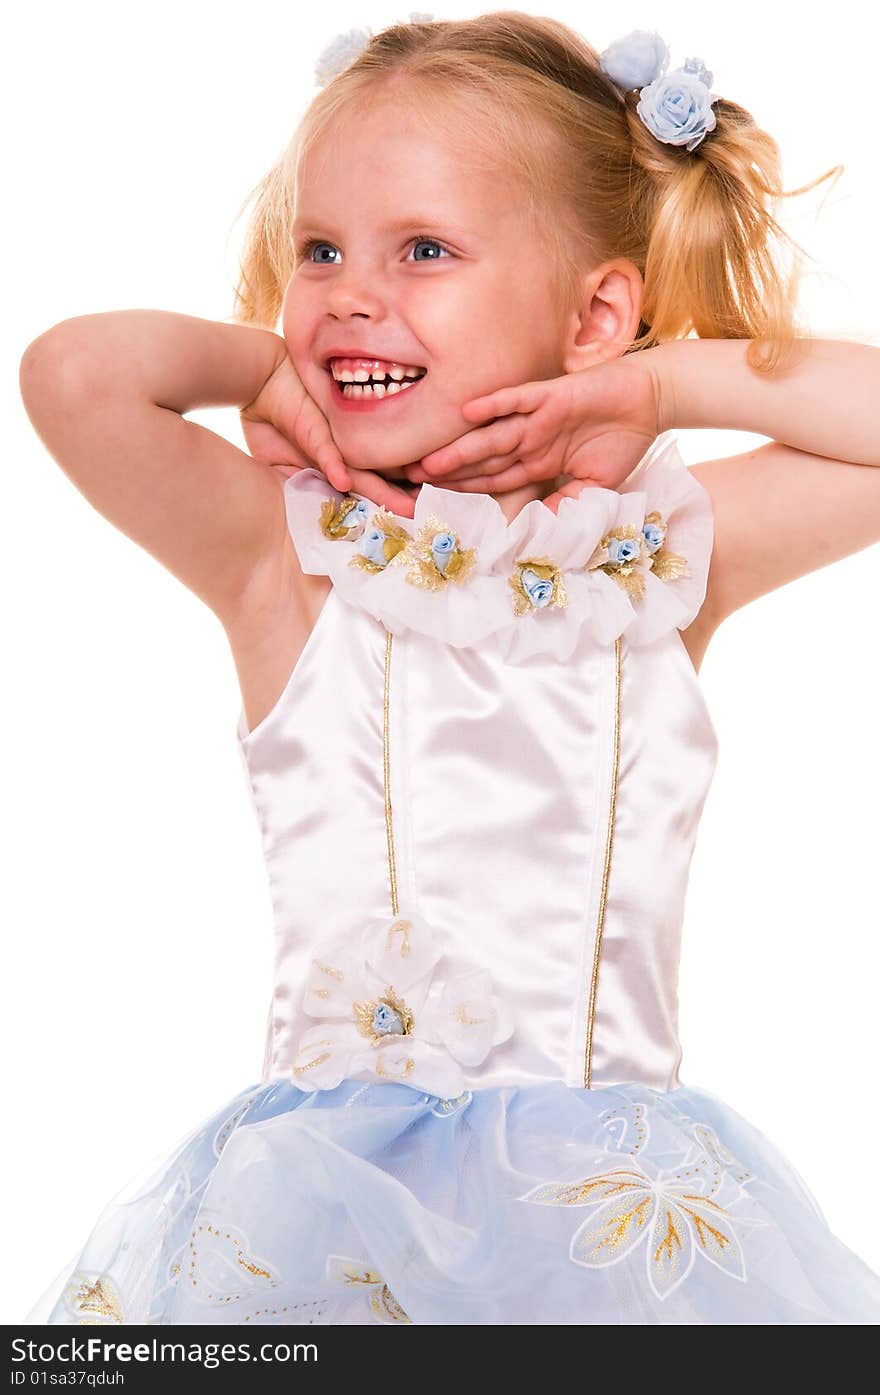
[283,432,712,660]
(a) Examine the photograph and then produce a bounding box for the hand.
[403,351,664,512]
[240,350,419,517]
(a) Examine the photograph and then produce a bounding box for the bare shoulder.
[222,480,332,735]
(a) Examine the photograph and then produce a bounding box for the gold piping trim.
[584,636,623,1088]
[383,629,400,916]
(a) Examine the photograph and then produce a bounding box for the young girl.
[19,13,880,1325]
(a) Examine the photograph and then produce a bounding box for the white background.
[4,1,879,1321]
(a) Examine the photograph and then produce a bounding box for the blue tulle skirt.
[25,1077,880,1325]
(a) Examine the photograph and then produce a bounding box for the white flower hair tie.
[599,29,720,153]
[314,13,435,88]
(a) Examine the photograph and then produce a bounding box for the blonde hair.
[231,11,842,373]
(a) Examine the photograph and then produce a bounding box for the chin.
[333,416,463,477]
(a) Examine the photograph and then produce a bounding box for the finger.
[414,452,522,483]
[460,380,547,422]
[443,462,535,493]
[299,403,352,491]
[345,467,418,518]
[323,457,353,492]
[419,417,526,476]
[314,436,351,492]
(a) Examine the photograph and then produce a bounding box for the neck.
[387,473,558,519]
[492,479,556,522]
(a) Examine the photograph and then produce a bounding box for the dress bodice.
[236,433,718,1099]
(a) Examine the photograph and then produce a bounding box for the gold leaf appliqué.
[320,496,367,540]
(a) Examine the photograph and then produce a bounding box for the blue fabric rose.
[607,536,642,565]
[520,568,555,608]
[637,67,718,152]
[682,56,714,88]
[431,531,457,575]
[642,522,666,554]
[361,527,389,568]
[600,29,669,90]
[372,1002,405,1036]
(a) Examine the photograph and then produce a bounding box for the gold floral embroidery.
[508,556,568,616]
[398,516,477,590]
[314,959,344,982]
[385,918,412,957]
[454,1003,489,1026]
[320,496,368,540]
[371,1285,411,1323]
[375,1052,416,1080]
[602,1101,648,1155]
[431,1090,473,1116]
[184,1221,282,1305]
[64,1273,124,1325]
[329,1256,413,1324]
[349,508,410,571]
[519,1112,758,1301]
[213,1094,261,1157]
[292,1038,334,1075]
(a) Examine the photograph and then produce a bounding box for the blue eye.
[300,241,340,265]
[295,236,452,264]
[409,238,450,261]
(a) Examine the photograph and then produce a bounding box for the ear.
[561,259,645,374]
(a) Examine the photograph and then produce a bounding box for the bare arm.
[658,338,880,625]
[19,310,295,624]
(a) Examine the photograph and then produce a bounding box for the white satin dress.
[27,433,880,1326]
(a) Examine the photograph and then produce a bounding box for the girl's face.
[282,97,572,477]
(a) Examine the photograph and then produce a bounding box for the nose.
[324,259,386,318]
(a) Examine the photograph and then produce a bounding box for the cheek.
[413,275,538,391]
[281,282,317,364]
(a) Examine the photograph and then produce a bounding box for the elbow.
[19,320,100,420]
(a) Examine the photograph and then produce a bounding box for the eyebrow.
[291,214,476,237]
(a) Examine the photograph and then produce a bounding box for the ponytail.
[621,90,842,371]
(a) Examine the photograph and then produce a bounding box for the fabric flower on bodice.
[586,510,688,605]
[282,432,713,657]
[350,508,410,573]
[291,911,514,1097]
[495,482,632,661]
[603,444,713,644]
[319,496,372,541]
[284,474,515,647]
[508,557,568,616]
[399,517,478,589]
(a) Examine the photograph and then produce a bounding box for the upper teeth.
[330,361,426,382]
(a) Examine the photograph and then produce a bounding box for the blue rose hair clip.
[599,29,720,153]
[314,12,435,88]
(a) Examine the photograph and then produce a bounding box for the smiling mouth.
[327,367,428,401]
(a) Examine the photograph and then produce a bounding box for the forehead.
[294,96,524,233]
